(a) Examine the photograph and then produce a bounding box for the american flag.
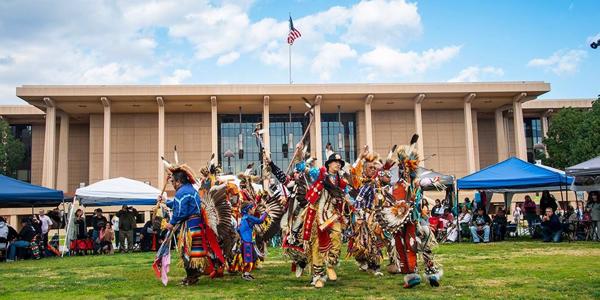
[287,16,301,45]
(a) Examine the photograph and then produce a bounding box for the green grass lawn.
[1,241,599,300]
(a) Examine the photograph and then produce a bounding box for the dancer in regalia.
[303,152,348,288]
[230,202,268,280]
[158,160,225,286]
[347,148,385,276]
[376,135,443,288]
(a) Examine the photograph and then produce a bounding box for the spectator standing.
[470,208,491,243]
[116,205,138,252]
[523,195,538,231]
[586,192,600,241]
[541,207,562,242]
[6,219,38,262]
[36,209,53,256]
[111,215,120,249]
[539,191,558,216]
[513,203,523,225]
[576,202,585,221]
[70,209,88,256]
[91,209,107,254]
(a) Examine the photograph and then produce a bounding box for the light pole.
[224,149,234,175]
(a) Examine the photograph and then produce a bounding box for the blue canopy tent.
[0,174,65,208]
[457,157,574,212]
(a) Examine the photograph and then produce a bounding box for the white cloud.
[344,0,422,46]
[311,43,357,80]
[359,45,461,80]
[0,0,454,103]
[217,52,241,65]
[160,69,192,84]
[448,66,504,82]
[527,49,587,75]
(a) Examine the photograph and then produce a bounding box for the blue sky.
[0,0,598,104]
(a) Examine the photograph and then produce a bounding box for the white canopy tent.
[76,177,162,206]
[62,177,163,256]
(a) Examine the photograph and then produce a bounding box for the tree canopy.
[0,118,26,177]
[542,99,600,169]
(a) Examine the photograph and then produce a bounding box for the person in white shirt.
[37,209,53,253]
[111,216,120,249]
[447,206,472,242]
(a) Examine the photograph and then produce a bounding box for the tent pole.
[456,188,460,243]
[62,197,76,257]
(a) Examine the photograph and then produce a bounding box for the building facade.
[0,83,594,223]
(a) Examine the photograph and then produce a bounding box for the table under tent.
[567,156,600,191]
[455,157,574,241]
[63,177,163,256]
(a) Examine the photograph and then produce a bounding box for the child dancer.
[235,202,268,280]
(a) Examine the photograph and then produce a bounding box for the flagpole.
[289,43,292,84]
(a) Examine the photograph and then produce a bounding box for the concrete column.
[157,97,165,189]
[541,109,552,157]
[314,95,323,166]
[41,97,56,188]
[541,109,553,138]
[472,110,480,170]
[211,96,218,158]
[495,108,508,162]
[262,96,270,152]
[56,113,70,192]
[464,93,477,174]
[414,94,426,166]
[364,94,374,150]
[513,93,527,160]
[101,97,111,180]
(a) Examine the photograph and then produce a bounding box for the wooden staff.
[285,113,314,175]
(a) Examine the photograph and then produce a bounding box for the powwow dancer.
[347,147,385,276]
[282,143,314,278]
[230,202,268,280]
[376,135,443,288]
[303,152,348,288]
[156,151,225,286]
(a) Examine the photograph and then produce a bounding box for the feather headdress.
[161,145,198,184]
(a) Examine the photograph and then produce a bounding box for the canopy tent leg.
[61,197,77,257]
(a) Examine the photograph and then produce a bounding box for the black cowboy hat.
[324,153,345,169]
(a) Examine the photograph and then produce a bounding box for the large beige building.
[0,82,594,223]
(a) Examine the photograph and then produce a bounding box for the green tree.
[0,118,26,177]
[542,100,600,169]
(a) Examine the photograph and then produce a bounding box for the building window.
[321,113,357,162]
[524,118,543,163]
[218,114,263,175]
[269,114,311,172]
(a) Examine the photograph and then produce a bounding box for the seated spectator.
[140,220,152,252]
[541,207,562,242]
[99,223,115,254]
[91,208,108,254]
[447,206,471,242]
[7,219,38,262]
[470,207,491,243]
[45,233,61,257]
[492,208,508,241]
[0,217,18,256]
[431,199,444,217]
[462,197,472,211]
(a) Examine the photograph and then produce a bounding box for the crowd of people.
[0,209,63,262]
[0,203,170,262]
